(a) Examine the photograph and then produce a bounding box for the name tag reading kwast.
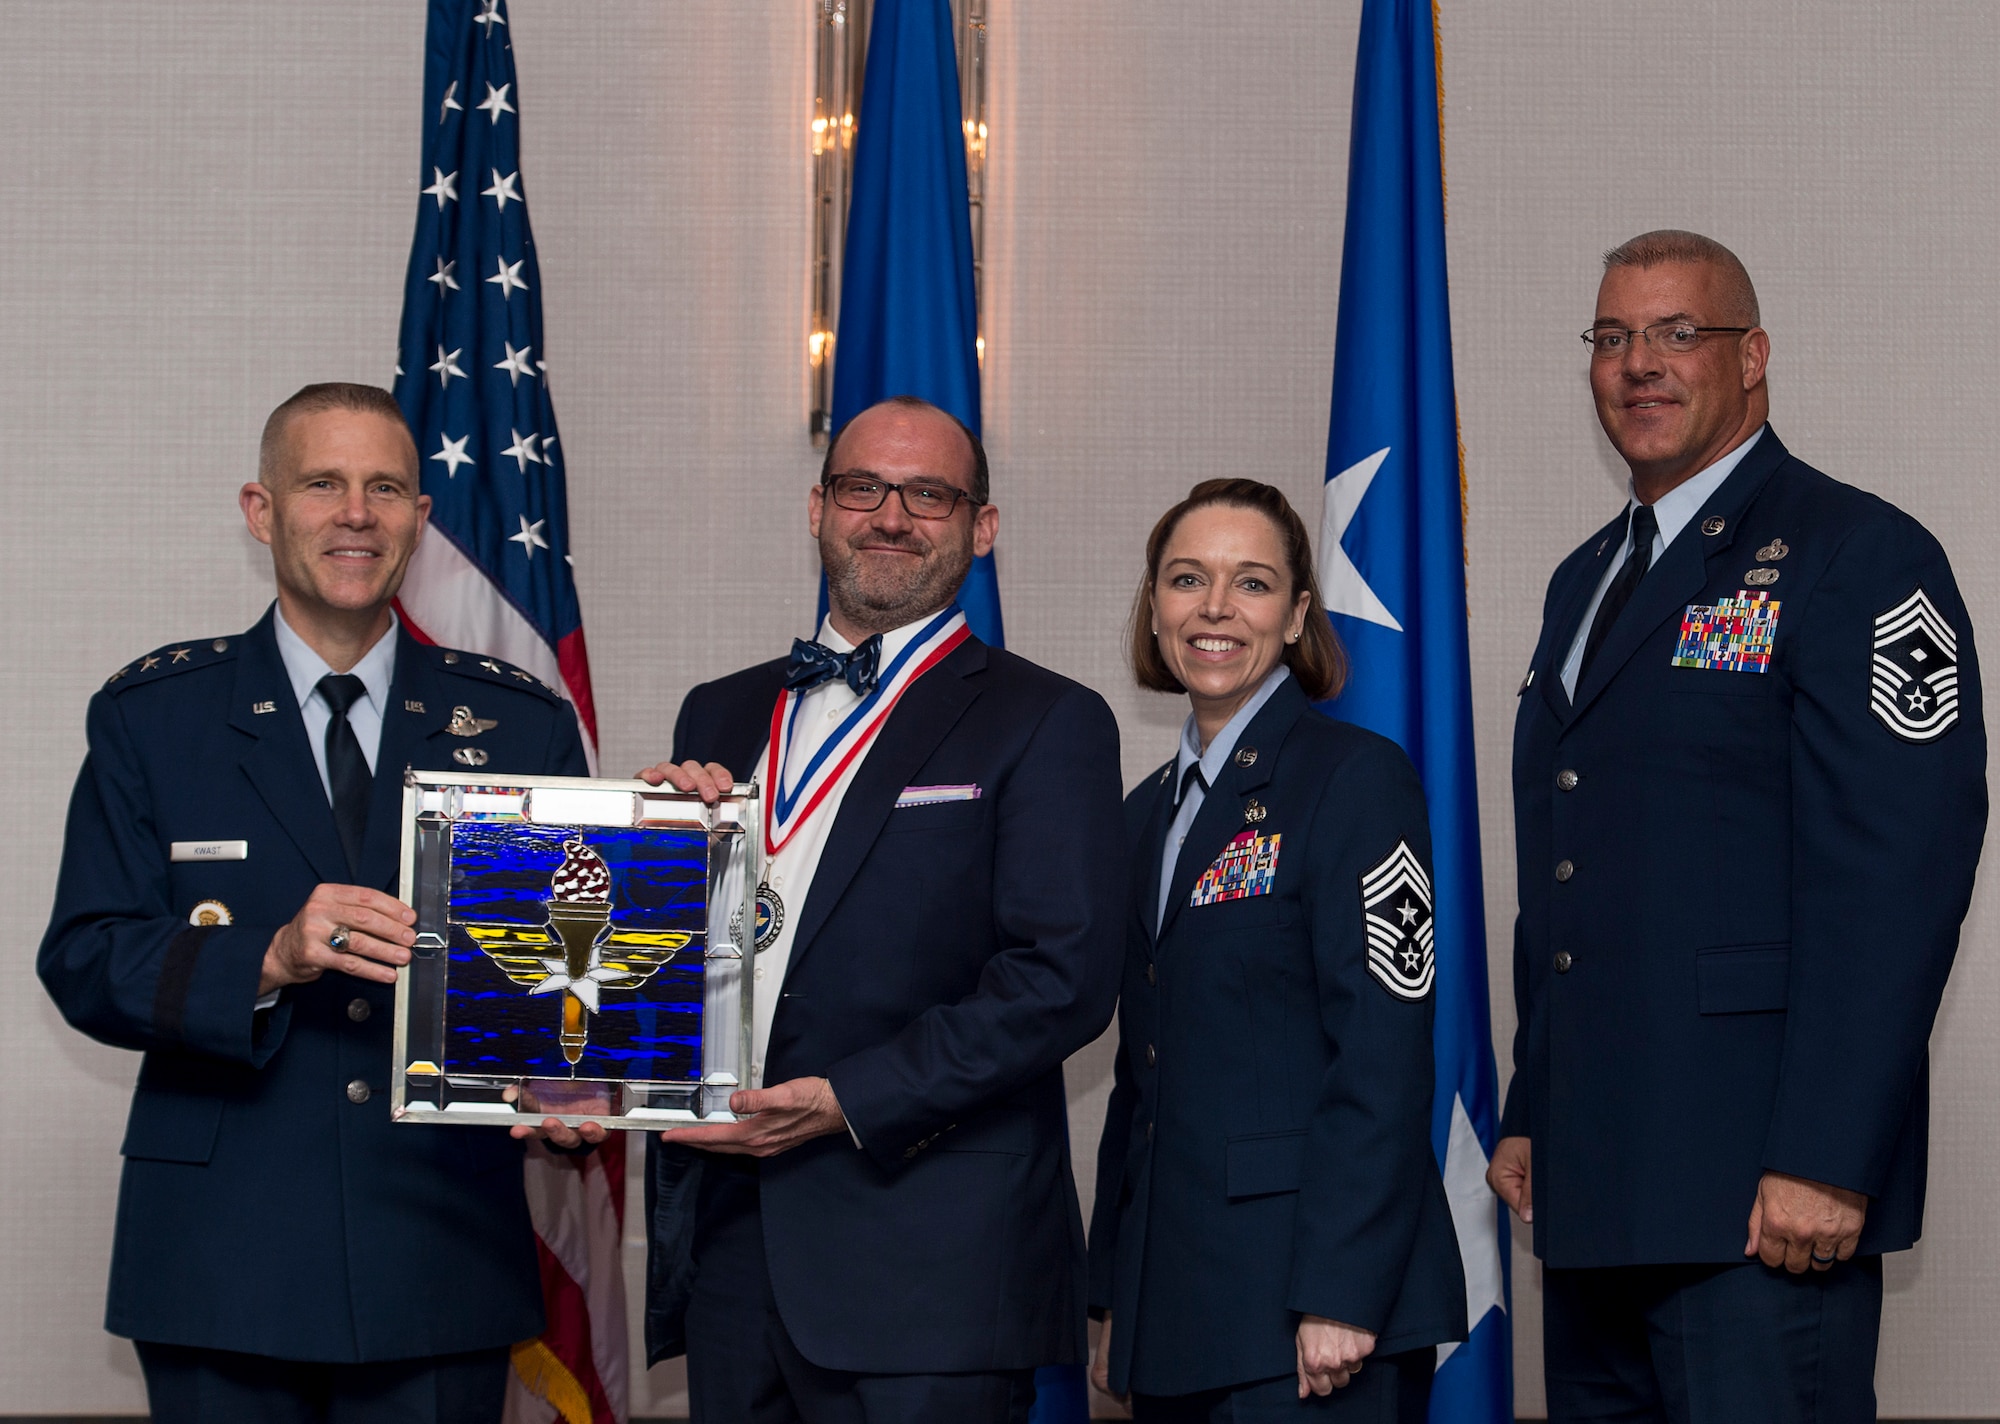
[171,840,248,862]
[895,784,981,807]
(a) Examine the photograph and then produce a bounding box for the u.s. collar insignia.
[1871,588,1960,743]
[1361,842,1433,1001]
[453,746,490,766]
[447,705,498,737]
[1701,516,1726,536]
[188,899,232,927]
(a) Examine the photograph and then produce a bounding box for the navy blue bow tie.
[785,635,883,696]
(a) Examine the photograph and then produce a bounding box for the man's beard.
[820,530,972,634]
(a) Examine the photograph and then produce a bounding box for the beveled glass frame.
[391,770,757,1131]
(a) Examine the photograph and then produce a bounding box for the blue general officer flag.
[829,0,1003,648]
[392,0,600,762]
[1317,2,1511,1419]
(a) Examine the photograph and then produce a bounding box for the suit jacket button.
[1146,962,1157,986]
[346,1080,372,1104]
[347,998,372,1023]
[1146,1043,1157,1068]
[1556,769,1579,791]
[1555,859,1575,882]
[1553,950,1573,973]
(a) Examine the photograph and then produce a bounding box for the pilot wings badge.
[1361,841,1434,1001]
[453,837,691,1064]
[447,705,499,737]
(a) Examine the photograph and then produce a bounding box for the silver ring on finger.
[1351,1361,1362,1374]
[328,926,350,953]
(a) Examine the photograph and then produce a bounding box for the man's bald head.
[1604,230,1760,328]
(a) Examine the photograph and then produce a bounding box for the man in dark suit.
[1491,232,1986,1422]
[39,383,591,1423]
[639,396,1126,1424]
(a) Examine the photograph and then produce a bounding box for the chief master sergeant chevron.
[38,383,592,1424]
[1489,231,1987,1422]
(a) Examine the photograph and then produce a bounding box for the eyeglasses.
[1582,321,1752,358]
[823,472,983,520]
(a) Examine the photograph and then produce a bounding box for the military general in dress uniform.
[1490,232,1987,1422]
[39,383,592,1424]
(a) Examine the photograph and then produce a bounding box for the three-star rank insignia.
[1361,841,1434,1001]
[447,705,498,737]
[1872,588,1960,743]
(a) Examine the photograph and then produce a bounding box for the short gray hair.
[259,383,416,483]
[1602,230,1760,326]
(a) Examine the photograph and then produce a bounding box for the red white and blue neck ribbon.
[764,605,970,857]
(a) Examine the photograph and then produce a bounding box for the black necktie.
[318,673,371,879]
[1578,504,1660,684]
[1177,760,1207,808]
[785,635,884,697]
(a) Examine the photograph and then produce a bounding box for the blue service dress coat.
[1087,679,1467,1398]
[39,604,589,1360]
[644,636,1127,1376]
[1504,428,1988,1269]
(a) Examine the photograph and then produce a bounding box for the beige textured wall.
[1,2,1994,1416]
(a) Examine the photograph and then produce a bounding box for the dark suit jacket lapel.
[358,634,456,890]
[1156,679,1297,945]
[1538,509,1628,725]
[230,607,352,886]
[785,639,987,976]
[1568,429,1787,723]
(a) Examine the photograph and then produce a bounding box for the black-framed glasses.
[1582,321,1752,358]
[823,472,983,520]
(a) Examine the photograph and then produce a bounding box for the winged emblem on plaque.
[452,838,691,1064]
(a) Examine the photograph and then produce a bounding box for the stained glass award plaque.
[391,770,756,1130]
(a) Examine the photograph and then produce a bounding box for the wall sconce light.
[809,0,988,447]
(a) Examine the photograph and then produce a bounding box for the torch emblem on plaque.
[452,837,691,1065]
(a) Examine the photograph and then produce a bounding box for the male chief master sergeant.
[39,383,590,1423]
[1491,232,1986,1422]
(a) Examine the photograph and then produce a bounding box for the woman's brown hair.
[1128,478,1348,702]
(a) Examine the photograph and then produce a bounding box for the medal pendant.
[754,882,785,951]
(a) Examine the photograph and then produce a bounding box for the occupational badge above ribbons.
[391,770,759,1130]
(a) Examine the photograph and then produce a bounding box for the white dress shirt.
[1559,426,1767,698]
[271,605,399,798]
[750,613,939,1097]
[1157,666,1291,933]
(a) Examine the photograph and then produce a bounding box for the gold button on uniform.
[1554,951,1573,973]
[346,1080,372,1104]
[1556,769,1578,791]
[1555,859,1574,882]
[346,998,371,1022]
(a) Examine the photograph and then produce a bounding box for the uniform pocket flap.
[1225,1129,1307,1199]
[1696,943,1791,1014]
[120,1091,223,1164]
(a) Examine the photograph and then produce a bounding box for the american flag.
[391,3,626,1422]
